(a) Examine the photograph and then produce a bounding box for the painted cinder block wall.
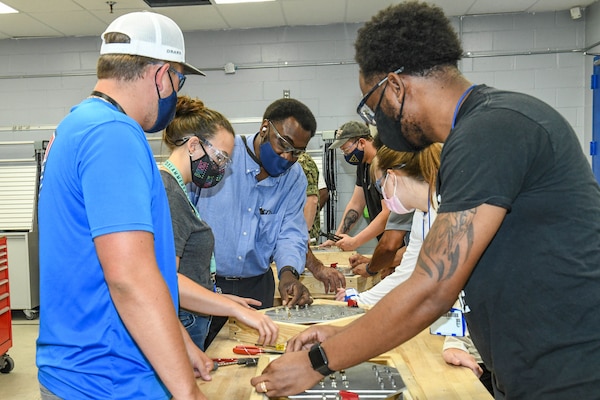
[0,5,595,254]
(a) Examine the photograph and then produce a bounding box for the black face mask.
[374,89,425,153]
[190,154,225,188]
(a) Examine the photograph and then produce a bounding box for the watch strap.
[308,343,335,376]
[279,265,300,279]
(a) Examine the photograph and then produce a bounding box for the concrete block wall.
[0,7,594,254]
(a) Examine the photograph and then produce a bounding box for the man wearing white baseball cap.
[37,11,209,400]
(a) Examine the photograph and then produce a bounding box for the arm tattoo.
[418,209,476,281]
[341,209,360,233]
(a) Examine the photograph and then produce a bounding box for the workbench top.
[200,327,492,399]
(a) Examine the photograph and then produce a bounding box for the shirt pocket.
[256,213,283,257]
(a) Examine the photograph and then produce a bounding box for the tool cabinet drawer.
[0,292,9,311]
[0,264,7,282]
[0,306,10,344]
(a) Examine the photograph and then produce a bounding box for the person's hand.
[334,234,358,251]
[310,263,346,293]
[184,339,214,381]
[286,325,343,352]
[350,262,371,277]
[442,348,483,378]
[349,253,371,268]
[250,350,322,398]
[334,287,346,301]
[222,293,262,308]
[318,239,336,248]
[380,266,395,279]
[232,306,279,346]
[278,270,313,307]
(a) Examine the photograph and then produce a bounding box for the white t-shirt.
[357,208,437,306]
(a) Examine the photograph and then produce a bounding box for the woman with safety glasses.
[161,96,278,351]
[336,143,441,305]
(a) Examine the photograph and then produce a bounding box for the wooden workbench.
[273,250,380,303]
[200,327,493,399]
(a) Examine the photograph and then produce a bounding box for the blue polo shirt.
[37,98,178,399]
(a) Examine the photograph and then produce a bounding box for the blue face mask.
[146,70,178,133]
[259,141,294,176]
[344,147,364,165]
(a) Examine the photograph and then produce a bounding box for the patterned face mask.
[190,153,225,188]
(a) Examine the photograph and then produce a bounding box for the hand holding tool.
[320,231,342,242]
[233,345,284,355]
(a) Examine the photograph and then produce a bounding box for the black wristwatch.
[308,343,335,376]
[279,266,300,280]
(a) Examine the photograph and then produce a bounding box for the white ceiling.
[0,0,597,40]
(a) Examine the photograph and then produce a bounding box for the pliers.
[320,231,342,242]
[212,357,258,370]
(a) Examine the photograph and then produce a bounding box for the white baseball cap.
[100,11,205,76]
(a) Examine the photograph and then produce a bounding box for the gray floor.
[0,311,40,400]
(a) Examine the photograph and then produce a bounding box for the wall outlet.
[283,89,290,98]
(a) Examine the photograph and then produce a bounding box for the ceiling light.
[0,2,18,14]
[213,0,276,4]
[143,0,210,6]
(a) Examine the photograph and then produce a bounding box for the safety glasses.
[356,67,404,126]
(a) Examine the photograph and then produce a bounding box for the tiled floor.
[0,311,40,400]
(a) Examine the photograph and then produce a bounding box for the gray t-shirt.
[385,211,413,231]
[161,171,214,292]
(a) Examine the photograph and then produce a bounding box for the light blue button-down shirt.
[188,133,308,278]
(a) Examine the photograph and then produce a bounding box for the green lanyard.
[163,160,217,280]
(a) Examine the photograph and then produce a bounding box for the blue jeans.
[40,384,63,400]
[179,309,211,351]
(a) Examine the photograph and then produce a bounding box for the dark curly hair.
[355,1,463,80]
[263,98,317,137]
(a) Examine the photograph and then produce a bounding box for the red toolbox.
[0,236,14,373]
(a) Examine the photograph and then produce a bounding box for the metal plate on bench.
[264,304,365,324]
[289,361,406,399]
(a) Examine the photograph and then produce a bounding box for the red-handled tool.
[212,357,259,368]
[233,345,284,355]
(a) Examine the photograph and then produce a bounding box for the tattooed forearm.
[341,210,360,233]
[418,209,476,281]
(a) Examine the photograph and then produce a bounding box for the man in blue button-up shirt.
[190,98,344,348]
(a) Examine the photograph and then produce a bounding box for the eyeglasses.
[340,139,359,156]
[375,163,406,196]
[168,67,186,91]
[176,135,232,168]
[198,136,231,168]
[269,120,305,158]
[356,67,404,126]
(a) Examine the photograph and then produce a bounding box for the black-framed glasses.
[269,120,305,158]
[375,163,407,196]
[356,67,404,126]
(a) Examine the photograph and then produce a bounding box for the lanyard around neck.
[163,160,200,219]
[451,84,477,129]
[90,90,126,115]
[162,160,217,277]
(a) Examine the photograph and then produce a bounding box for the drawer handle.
[0,293,7,301]
[0,306,9,316]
